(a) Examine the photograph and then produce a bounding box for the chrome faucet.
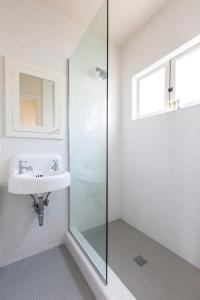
[18,160,33,174]
[51,159,58,171]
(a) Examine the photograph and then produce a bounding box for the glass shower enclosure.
[68,0,108,282]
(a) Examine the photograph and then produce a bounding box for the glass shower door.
[68,0,108,282]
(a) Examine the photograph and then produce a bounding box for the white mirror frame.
[5,57,65,139]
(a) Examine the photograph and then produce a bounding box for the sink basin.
[8,154,71,195]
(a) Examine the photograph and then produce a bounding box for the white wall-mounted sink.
[8,154,71,195]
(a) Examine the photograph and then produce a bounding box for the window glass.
[138,67,166,117]
[174,46,200,107]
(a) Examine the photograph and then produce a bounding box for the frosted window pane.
[175,46,200,106]
[139,68,165,117]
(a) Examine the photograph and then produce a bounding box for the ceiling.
[39,0,170,46]
[109,0,169,46]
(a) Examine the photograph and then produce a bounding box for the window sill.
[132,101,200,121]
[132,108,177,121]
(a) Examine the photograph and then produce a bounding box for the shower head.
[96,67,107,80]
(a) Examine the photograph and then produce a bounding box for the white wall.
[0,0,121,267]
[121,0,200,268]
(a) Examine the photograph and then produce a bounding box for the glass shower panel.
[69,0,108,282]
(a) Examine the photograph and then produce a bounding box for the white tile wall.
[121,0,200,269]
[0,0,121,267]
[108,43,121,222]
[0,0,82,267]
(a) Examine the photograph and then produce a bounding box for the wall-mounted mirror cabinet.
[5,58,64,139]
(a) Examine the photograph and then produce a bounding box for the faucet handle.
[19,160,28,164]
[18,160,29,174]
[51,159,58,171]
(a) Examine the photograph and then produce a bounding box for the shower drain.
[133,255,148,267]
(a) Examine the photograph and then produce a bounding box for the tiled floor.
[0,245,96,300]
[84,219,200,300]
[2,221,200,300]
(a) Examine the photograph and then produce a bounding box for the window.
[137,66,168,118]
[172,45,200,108]
[132,38,200,120]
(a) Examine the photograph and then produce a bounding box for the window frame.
[132,35,200,120]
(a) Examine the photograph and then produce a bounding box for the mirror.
[19,74,55,127]
[5,58,64,139]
